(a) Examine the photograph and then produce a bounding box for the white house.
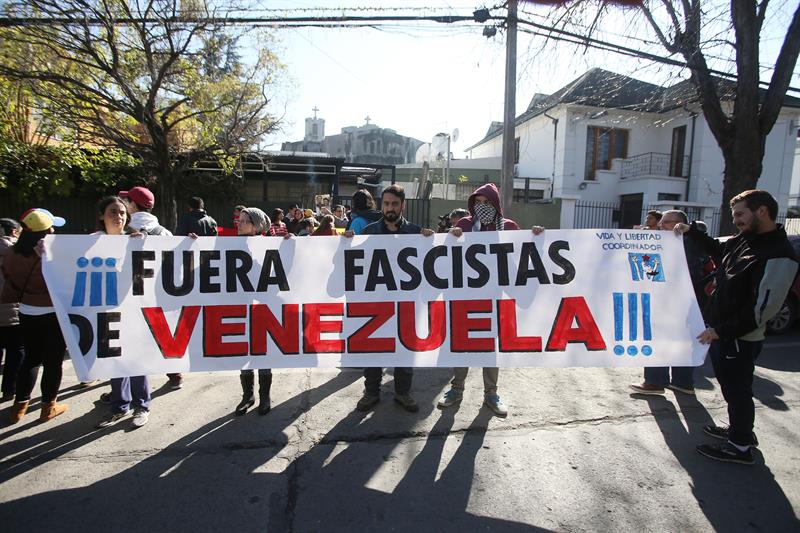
[789,136,800,210]
[465,68,800,232]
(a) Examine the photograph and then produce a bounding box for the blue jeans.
[110,376,150,414]
[644,366,694,388]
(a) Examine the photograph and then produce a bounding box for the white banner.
[42,230,707,380]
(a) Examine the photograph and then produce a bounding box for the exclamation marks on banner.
[72,257,119,307]
[612,292,653,356]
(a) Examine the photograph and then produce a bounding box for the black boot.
[235,373,255,416]
[257,371,272,415]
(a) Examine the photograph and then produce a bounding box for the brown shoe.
[629,383,665,395]
[9,400,30,424]
[40,401,68,422]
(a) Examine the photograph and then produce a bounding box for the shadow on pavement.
[0,371,360,531]
[288,406,550,532]
[756,342,800,372]
[644,393,798,531]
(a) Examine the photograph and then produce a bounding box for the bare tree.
[0,0,281,228]
[639,0,800,233]
[519,0,799,233]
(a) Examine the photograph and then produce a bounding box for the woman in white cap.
[2,208,69,423]
[234,207,274,415]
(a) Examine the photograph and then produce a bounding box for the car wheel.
[767,298,796,335]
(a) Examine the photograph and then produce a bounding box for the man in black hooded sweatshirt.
[677,189,797,465]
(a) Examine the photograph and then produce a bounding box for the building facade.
[282,114,424,166]
[466,68,800,230]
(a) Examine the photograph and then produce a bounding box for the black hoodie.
[688,224,798,341]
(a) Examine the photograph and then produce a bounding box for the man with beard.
[676,189,797,464]
[351,184,434,413]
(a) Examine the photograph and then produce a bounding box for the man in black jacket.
[349,185,433,413]
[175,197,218,236]
[677,190,797,465]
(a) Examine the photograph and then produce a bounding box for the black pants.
[15,313,66,403]
[710,338,763,446]
[363,367,413,396]
[0,325,25,397]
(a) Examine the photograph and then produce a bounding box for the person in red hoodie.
[437,183,543,418]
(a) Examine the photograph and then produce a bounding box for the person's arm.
[674,222,723,261]
[721,257,797,340]
[700,254,799,344]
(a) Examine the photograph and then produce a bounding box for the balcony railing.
[621,152,689,179]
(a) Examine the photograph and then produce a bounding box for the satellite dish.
[451,128,459,143]
[415,143,431,163]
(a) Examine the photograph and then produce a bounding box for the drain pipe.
[685,110,698,201]
[544,110,559,199]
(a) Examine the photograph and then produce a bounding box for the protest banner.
[42,230,707,380]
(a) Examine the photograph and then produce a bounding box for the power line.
[0,11,795,93]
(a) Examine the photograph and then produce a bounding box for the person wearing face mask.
[438,183,524,418]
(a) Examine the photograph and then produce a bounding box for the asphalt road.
[0,333,798,532]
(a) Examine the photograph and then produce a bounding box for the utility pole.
[500,0,517,218]
[445,133,451,200]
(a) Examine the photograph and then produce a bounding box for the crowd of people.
[0,184,796,467]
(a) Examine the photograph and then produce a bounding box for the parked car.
[766,235,800,335]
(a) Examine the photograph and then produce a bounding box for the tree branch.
[759,1,800,135]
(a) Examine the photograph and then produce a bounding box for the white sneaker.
[132,408,149,427]
[437,389,463,409]
[483,394,508,417]
[97,410,131,428]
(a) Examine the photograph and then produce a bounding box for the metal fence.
[621,153,689,179]
[709,210,789,237]
[404,198,430,228]
[0,194,237,235]
[0,195,98,234]
[571,202,721,234]
[573,200,620,229]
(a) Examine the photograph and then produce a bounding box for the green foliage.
[0,139,142,200]
[0,0,284,227]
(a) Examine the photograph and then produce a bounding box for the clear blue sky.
[250,1,799,156]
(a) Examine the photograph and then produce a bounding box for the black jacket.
[682,235,712,311]
[175,209,218,236]
[688,223,798,340]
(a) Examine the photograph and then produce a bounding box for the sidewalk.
[0,347,798,532]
